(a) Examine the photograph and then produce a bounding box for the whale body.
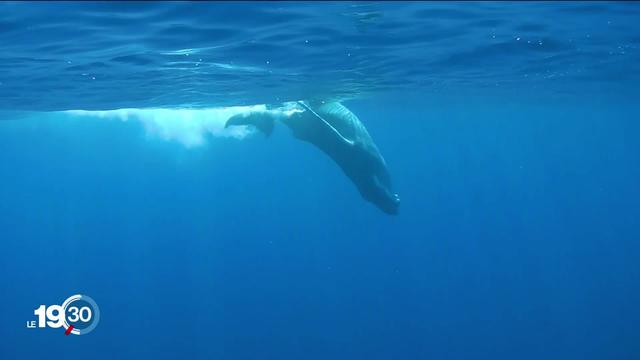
[226,101,400,215]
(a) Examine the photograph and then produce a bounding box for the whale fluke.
[226,112,275,137]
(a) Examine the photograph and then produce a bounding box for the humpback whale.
[226,101,400,215]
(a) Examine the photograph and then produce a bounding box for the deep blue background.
[1,93,638,359]
[1,1,640,358]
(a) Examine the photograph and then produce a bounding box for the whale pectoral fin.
[297,101,355,146]
[226,112,275,137]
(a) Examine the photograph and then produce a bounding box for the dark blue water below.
[1,92,638,359]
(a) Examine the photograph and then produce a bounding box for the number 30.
[68,306,92,322]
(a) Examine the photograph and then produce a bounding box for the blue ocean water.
[1,1,639,359]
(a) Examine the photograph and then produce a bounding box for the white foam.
[65,105,273,148]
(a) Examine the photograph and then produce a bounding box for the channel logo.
[26,294,100,336]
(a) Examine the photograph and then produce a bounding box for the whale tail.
[225,112,275,137]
